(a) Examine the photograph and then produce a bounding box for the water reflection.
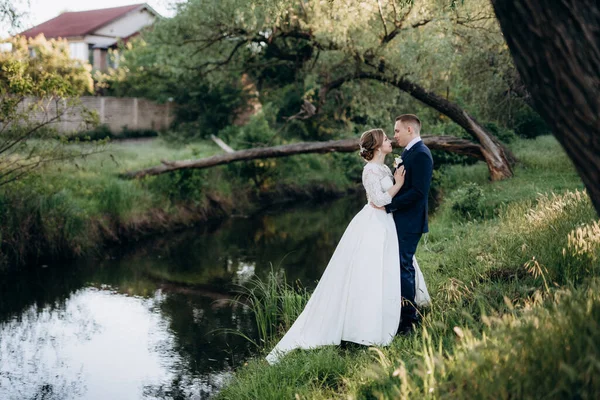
[0,193,366,399]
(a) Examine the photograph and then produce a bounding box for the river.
[0,193,366,399]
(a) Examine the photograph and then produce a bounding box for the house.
[18,3,160,71]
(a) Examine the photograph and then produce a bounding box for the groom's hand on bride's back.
[370,202,385,210]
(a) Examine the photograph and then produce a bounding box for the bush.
[449,182,486,220]
[514,109,550,139]
[69,124,159,141]
[145,169,207,205]
[484,122,517,144]
[221,111,281,191]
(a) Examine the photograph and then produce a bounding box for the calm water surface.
[0,194,365,399]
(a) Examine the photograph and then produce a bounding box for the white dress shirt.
[404,137,422,152]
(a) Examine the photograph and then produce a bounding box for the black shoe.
[397,317,420,336]
[397,322,414,336]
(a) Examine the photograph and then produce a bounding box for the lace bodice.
[362,162,394,207]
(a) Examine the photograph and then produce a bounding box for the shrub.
[145,169,207,205]
[221,111,281,191]
[449,182,486,220]
[514,109,550,139]
[69,124,159,141]
[484,122,517,144]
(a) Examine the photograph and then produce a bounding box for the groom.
[374,114,433,334]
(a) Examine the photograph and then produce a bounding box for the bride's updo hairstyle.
[359,128,385,161]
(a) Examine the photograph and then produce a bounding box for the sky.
[1,0,179,37]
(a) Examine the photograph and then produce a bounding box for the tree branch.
[377,0,389,38]
[122,136,484,179]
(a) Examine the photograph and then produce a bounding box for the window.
[68,42,89,62]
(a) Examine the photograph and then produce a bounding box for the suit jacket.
[385,140,433,234]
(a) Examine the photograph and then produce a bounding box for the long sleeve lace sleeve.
[362,166,393,207]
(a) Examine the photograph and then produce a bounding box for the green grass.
[216,135,600,400]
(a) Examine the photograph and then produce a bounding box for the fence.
[22,96,174,135]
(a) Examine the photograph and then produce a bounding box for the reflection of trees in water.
[154,291,257,376]
[0,303,91,400]
[143,370,231,400]
[120,194,365,289]
[0,265,91,323]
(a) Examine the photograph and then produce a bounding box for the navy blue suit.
[385,140,433,329]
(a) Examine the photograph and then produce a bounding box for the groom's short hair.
[395,114,421,134]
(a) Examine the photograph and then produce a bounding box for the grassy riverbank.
[216,135,600,399]
[0,138,358,268]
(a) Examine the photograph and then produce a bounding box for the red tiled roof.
[19,3,147,39]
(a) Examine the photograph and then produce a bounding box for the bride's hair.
[359,129,385,161]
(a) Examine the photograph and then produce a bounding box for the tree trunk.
[491,0,600,214]
[322,72,515,181]
[123,135,484,179]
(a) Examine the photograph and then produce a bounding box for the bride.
[266,128,430,365]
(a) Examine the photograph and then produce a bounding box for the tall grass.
[0,185,98,266]
[231,269,310,347]
[360,279,600,399]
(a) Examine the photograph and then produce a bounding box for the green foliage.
[96,37,247,140]
[221,111,281,190]
[218,346,357,400]
[0,182,96,266]
[359,279,600,400]
[169,81,246,139]
[1,35,93,95]
[484,122,517,144]
[449,182,486,219]
[514,107,551,138]
[0,34,100,188]
[70,124,158,141]
[145,168,207,205]
[96,0,532,154]
[96,180,140,219]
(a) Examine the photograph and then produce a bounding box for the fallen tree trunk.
[123,135,484,179]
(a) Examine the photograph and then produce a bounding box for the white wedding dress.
[266,162,430,364]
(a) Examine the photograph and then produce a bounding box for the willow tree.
[112,0,519,179]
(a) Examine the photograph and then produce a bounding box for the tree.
[491,0,600,214]
[108,0,519,180]
[0,35,99,187]
[0,0,25,31]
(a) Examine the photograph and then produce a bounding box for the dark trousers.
[398,232,422,326]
